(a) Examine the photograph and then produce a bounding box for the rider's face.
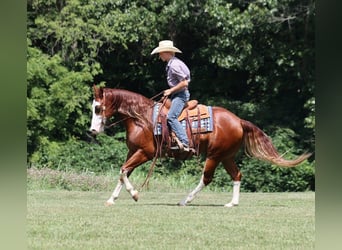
[159,52,172,62]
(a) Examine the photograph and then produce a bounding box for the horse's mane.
[104,88,154,127]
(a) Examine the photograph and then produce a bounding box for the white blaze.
[90,100,105,133]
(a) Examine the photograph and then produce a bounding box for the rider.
[151,40,191,152]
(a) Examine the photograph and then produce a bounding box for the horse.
[89,86,311,207]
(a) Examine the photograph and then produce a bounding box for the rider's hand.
[164,89,172,97]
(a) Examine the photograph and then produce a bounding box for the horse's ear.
[93,85,103,99]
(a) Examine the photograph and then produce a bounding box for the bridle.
[95,91,129,129]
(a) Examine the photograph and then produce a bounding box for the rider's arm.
[164,79,188,96]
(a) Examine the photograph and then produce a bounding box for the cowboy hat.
[150,40,182,55]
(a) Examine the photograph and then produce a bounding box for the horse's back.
[206,106,243,153]
[212,106,242,129]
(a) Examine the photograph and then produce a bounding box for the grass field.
[27,190,314,249]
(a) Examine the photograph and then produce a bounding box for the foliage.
[27,44,93,157]
[239,127,315,192]
[30,133,127,173]
[30,131,314,192]
[27,0,315,191]
[27,167,115,191]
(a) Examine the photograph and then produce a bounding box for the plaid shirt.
[166,56,191,89]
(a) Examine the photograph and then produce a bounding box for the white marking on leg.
[121,172,139,201]
[224,181,241,208]
[106,179,123,206]
[179,175,205,206]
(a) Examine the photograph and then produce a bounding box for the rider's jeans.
[167,90,190,145]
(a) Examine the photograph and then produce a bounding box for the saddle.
[153,98,213,159]
[158,99,210,123]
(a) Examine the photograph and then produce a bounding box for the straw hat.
[151,40,182,55]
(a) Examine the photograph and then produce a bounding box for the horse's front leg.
[120,171,139,201]
[105,178,124,206]
[106,149,150,205]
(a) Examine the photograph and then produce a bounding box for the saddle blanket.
[152,103,213,135]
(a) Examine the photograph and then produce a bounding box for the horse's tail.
[240,119,311,167]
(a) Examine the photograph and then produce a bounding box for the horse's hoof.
[132,191,139,202]
[105,200,115,206]
[178,200,187,206]
[224,202,238,208]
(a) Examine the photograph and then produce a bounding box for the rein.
[140,95,168,190]
[105,118,129,129]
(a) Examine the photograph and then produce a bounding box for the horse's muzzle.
[85,130,101,144]
[89,129,99,135]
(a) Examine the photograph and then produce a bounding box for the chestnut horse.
[90,86,311,207]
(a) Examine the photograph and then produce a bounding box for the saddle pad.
[152,103,213,135]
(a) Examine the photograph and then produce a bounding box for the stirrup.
[182,144,190,152]
[171,136,184,150]
[170,143,191,152]
[170,145,180,150]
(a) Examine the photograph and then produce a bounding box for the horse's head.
[89,86,155,135]
[89,85,107,135]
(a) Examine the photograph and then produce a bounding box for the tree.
[27,0,315,169]
[27,43,92,158]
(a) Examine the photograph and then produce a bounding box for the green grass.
[27,190,314,249]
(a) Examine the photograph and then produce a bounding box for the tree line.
[27,0,315,190]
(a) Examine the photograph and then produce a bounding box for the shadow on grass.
[138,202,224,207]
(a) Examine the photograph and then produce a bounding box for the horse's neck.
[106,89,153,124]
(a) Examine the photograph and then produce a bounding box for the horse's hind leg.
[222,158,242,207]
[178,175,205,206]
[179,158,219,206]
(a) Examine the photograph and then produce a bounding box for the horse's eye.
[95,105,101,115]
